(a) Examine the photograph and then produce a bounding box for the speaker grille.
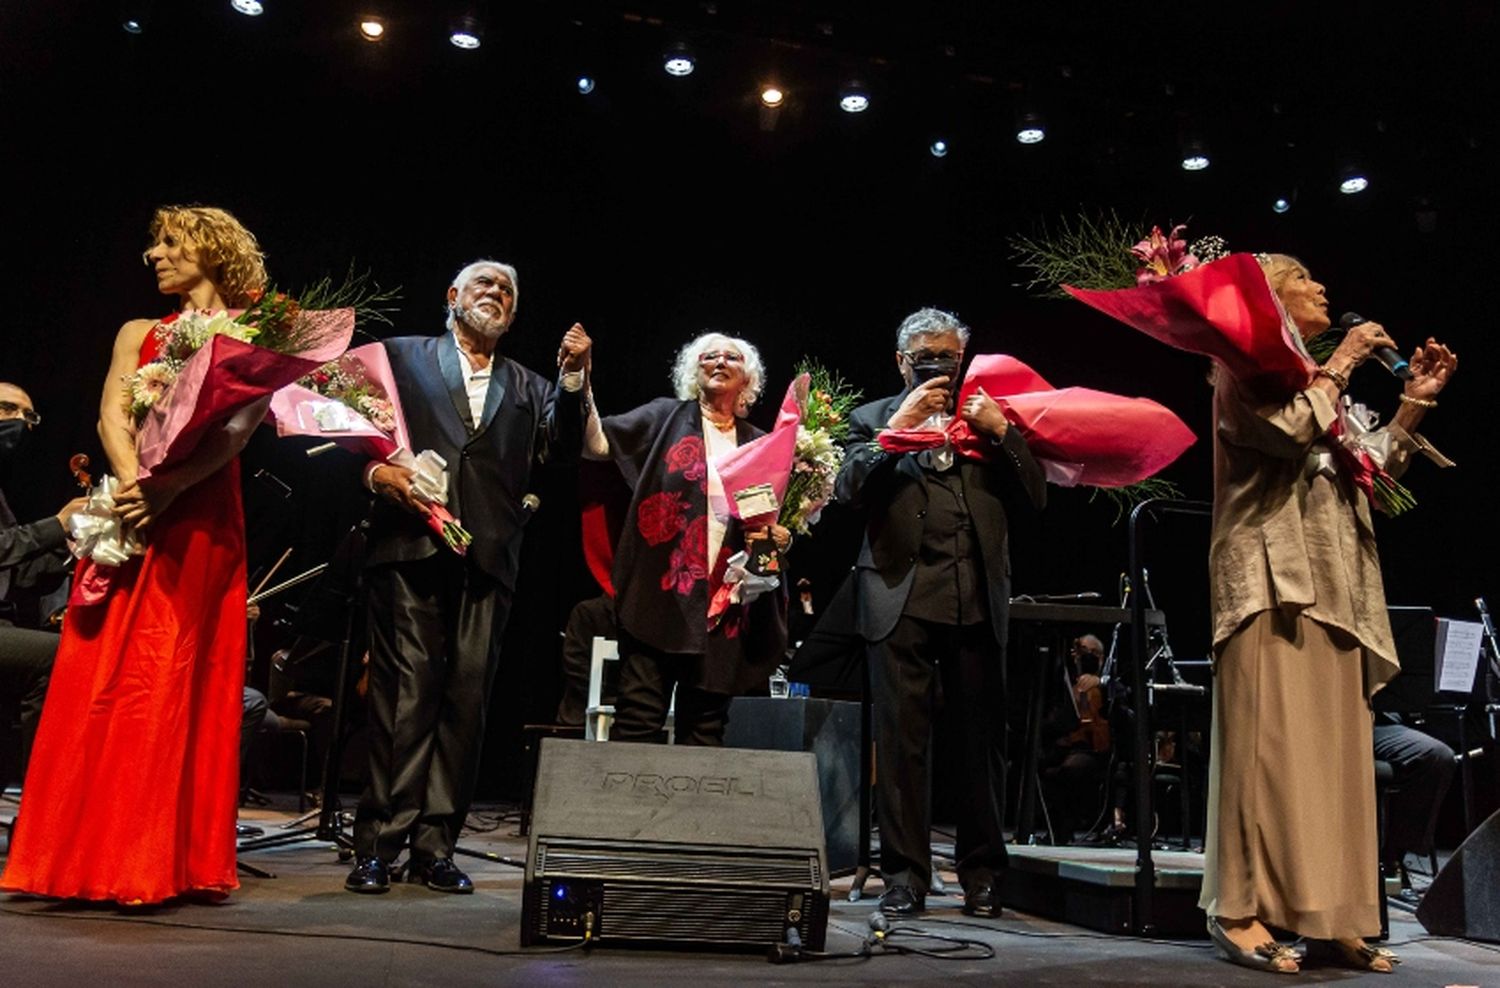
[539,843,818,887]
[599,885,794,944]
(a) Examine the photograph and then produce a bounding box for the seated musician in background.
[554,593,617,728]
[1039,634,1111,841]
[1373,714,1455,899]
[0,382,87,781]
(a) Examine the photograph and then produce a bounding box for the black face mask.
[0,419,28,467]
[910,357,960,386]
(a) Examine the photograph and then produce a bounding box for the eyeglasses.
[900,349,961,364]
[0,401,39,427]
[698,351,745,365]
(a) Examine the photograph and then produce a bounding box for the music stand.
[237,513,371,863]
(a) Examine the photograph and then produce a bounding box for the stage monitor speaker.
[723,696,861,875]
[1417,807,1500,943]
[520,738,830,950]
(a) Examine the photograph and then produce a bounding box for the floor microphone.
[1340,312,1413,380]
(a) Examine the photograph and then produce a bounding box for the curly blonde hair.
[148,205,268,307]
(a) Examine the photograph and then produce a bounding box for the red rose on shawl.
[637,491,689,546]
[661,518,708,595]
[664,435,707,483]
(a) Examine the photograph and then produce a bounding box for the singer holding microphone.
[345,259,589,894]
[1200,254,1457,973]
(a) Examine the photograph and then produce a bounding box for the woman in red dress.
[1,206,271,904]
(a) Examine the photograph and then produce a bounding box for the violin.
[69,453,92,490]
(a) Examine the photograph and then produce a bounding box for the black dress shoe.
[962,884,1000,918]
[877,884,925,915]
[408,857,474,894]
[344,855,390,894]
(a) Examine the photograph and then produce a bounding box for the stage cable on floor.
[0,904,594,958]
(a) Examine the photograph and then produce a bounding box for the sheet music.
[1435,618,1485,694]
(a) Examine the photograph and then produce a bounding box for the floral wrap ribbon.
[1320,400,1414,515]
[715,548,782,610]
[386,447,472,554]
[388,447,450,506]
[67,474,141,567]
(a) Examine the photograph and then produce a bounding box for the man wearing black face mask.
[0,382,87,779]
[835,309,1046,919]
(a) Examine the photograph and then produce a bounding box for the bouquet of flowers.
[709,360,860,615]
[269,343,473,553]
[69,275,387,602]
[1018,214,1420,515]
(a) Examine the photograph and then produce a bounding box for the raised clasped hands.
[960,386,1009,440]
[370,463,432,517]
[1404,337,1458,401]
[888,376,951,430]
[557,322,592,374]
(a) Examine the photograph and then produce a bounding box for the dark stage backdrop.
[3,2,1496,798]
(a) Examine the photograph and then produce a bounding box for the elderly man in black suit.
[836,307,1046,918]
[345,260,589,894]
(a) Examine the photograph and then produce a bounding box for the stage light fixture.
[359,16,385,41]
[1180,140,1211,171]
[663,42,696,77]
[577,76,596,95]
[122,17,144,33]
[838,81,870,114]
[760,86,785,108]
[1016,112,1045,145]
[1339,171,1369,194]
[1273,197,1291,214]
[449,15,482,50]
[230,0,263,15]
[929,139,949,158]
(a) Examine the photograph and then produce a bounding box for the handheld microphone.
[867,909,890,942]
[1340,312,1412,380]
[520,493,541,524]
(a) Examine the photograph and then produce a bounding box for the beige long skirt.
[1199,609,1380,939]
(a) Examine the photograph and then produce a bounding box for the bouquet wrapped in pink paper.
[269,342,473,553]
[69,300,357,605]
[709,362,861,615]
[877,354,1195,489]
[134,309,353,479]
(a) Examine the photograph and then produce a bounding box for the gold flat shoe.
[1206,916,1300,974]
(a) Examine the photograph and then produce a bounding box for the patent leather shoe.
[962,883,1000,918]
[343,855,390,894]
[876,884,925,916]
[408,857,474,894]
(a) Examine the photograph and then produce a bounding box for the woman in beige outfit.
[1201,255,1457,974]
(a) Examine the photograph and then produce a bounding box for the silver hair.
[669,332,766,413]
[895,307,970,351]
[444,258,520,333]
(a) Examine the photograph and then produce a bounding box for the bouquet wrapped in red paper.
[269,342,473,553]
[876,353,1194,491]
[1065,252,1315,396]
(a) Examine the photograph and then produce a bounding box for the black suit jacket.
[364,334,584,588]
[834,390,1047,644]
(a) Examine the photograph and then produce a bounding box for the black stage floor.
[0,797,1493,987]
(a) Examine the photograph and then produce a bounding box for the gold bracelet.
[1316,366,1349,391]
[1398,394,1437,409]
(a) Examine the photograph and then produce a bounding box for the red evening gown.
[1,320,247,904]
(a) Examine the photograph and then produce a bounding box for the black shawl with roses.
[602,397,787,695]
